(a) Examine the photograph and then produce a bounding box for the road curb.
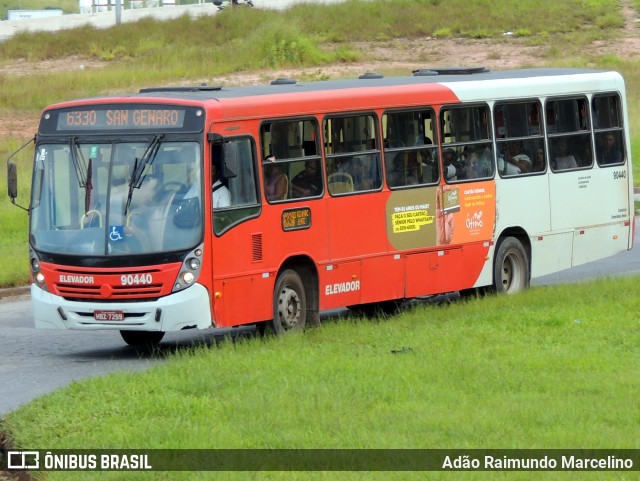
[0,286,30,299]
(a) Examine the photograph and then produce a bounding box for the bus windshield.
[30,140,203,256]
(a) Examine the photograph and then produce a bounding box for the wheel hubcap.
[501,252,521,292]
[278,286,301,329]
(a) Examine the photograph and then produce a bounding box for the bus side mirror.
[8,161,17,201]
[222,141,238,179]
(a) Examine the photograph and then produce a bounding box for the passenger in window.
[420,149,438,182]
[352,155,377,190]
[334,157,350,174]
[503,141,531,174]
[553,139,578,170]
[577,140,593,167]
[264,159,288,201]
[579,102,589,130]
[291,160,322,198]
[212,159,231,208]
[387,154,405,187]
[461,145,492,179]
[497,146,520,175]
[405,151,425,185]
[597,133,623,164]
[461,146,479,179]
[532,148,545,172]
[477,145,494,177]
[443,148,458,180]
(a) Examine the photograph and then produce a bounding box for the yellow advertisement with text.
[386,182,496,250]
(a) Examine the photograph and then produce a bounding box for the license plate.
[94,310,125,321]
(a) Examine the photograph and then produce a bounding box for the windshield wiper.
[68,137,95,214]
[124,134,163,216]
[69,137,88,188]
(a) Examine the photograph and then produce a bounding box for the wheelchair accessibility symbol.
[109,225,124,242]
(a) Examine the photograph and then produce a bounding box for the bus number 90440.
[121,274,153,286]
[613,170,627,180]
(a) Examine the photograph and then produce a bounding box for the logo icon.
[7,451,40,470]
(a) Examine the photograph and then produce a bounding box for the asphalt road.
[0,295,254,416]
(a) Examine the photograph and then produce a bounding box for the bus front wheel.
[120,330,165,347]
[492,237,530,294]
[272,269,307,334]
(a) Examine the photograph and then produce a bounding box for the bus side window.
[260,119,323,202]
[546,97,592,172]
[324,114,382,195]
[592,94,625,167]
[383,109,440,189]
[495,100,544,176]
[212,137,260,236]
[441,104,494,182]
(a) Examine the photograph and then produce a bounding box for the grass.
[2,276,640,479]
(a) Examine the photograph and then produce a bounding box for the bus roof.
[44,67,625,120]
[129,67,620,102]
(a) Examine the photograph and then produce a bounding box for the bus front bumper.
[31,283,212,332]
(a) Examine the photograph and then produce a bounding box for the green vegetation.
[3,276,640,479]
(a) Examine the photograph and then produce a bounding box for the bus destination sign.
[57,108,186,130]
[40,105,204,134]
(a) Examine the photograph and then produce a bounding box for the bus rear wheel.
[120,330,165,347]
[272,269,307,335]
[492,236,530,294]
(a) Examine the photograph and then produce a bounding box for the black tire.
[492,236,530,294]
[272,269,306,334]
[120,330,165,347]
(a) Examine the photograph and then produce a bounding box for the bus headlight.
[182,272,195,285]
[187,258,200,271]
[30,250,48,291]
[172,244,203,293]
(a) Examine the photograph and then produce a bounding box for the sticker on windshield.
[109,225,124,242]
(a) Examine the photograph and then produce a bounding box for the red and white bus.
[8,67,634,345]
